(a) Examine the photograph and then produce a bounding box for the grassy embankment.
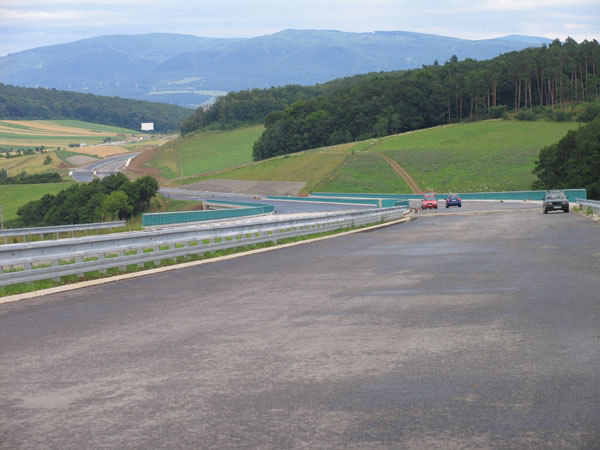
[165,120,578,194]
[372,120,579,193]
[147,125,265,179]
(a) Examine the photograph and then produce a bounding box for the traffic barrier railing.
[0,207,408,287]
[576,199,600,216]
[0,221,126,244]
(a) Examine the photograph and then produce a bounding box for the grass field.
[0,182,74,222]
[172,119,579,194]
[168,144,355,192]
[370,120,579,192]
[147,125,264,179]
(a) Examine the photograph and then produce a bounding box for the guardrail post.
[51,259,60,282]
[74,256,84,277]
[118,250,126,271]
[153,246,162,266]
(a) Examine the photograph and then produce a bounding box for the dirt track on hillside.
[377,153,422,194]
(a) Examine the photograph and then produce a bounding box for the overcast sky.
[1,0,599,56]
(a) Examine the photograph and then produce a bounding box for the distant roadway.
[1,202,598,448]
[70,152,138,182]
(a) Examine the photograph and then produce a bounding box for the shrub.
[515,110,537,121]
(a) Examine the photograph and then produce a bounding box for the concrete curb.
[0,216,412,305]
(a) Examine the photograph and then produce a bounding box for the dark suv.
[543,191,569,214]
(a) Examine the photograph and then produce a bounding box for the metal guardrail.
[576,199,600,216]
[0,207,408,287]
[0,221,126,244]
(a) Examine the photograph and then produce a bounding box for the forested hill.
[0,83,192,132]
[179,75,372,134]
[251,38,600,160]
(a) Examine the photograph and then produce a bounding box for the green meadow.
[370,120,579,192]
[147,125,264,179]
[0,182,75,222]
[171,120,578,194]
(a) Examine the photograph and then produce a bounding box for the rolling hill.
[160,120,578,194]
[0,30,552,108]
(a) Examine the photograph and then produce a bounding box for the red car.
[421,191,438,209]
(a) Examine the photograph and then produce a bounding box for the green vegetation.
[371,121,579,192]
[182,146,350,192]
[0,182,74,222]
[16,173,159,226]
[533,117,600,199]
[0,171,61,185]
[148,125,264,179]
[179,78,370,135]
[315,152,411,193]
[177,120,578,194]
[0,119,138,149]
[46,120,137,134]
[251,39,599,160]
[0,83,192,132]
[55,149,99,163]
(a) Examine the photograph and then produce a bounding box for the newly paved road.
[71,153,138,182]
[1,205,599,449]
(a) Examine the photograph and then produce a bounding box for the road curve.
[71,153,138,182]
[0,205,598,449]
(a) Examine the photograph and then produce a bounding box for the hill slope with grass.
[169,120,579,194]
[129,125,264,181]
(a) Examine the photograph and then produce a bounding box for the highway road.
[1,205,598,449]
[71,153,138,182]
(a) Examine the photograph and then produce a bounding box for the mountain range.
[0,30,552,108]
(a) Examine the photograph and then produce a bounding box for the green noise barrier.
[142,201,274,227]
[312,189,587,203]
[267,195,408,208]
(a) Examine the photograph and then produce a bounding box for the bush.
[488,105,507,119]
[552,110,573,122]
[577,102,600,122]
[515,110,538,121]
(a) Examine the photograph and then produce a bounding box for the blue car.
[445,194,462,208]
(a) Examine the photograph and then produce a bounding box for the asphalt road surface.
[1,205,599,449]
[71,153,138,182]
[159,187,375,215]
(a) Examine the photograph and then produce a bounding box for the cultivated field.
[0,120,175,177]
[0,120,137,148]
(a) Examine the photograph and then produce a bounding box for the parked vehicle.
[543,190,569,214]
[445,194,462,208]
[421,191,438,209]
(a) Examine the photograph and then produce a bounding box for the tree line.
[178,76,371,135]
[0,170,61,185]
[533,115,600,199]
[0,83,192,132]
[252,38,600,160]
[17,173,159,226]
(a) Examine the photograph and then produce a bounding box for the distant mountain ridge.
[0,30,553,108]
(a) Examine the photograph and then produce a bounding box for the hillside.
[126,125,264,181]
[0,31,551,108]
[0,83,192,132]
[166,120,578,194]
[251,39,600,160]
